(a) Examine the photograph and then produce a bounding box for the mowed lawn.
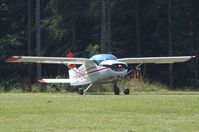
[0,93,199,132]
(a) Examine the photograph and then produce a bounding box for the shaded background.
[0,0,198,90]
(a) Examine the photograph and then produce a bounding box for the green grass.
[0,93,199,132]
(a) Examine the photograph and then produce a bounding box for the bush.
[45,84,71,93]
[87,84,113,93]
[31,84,41,93]
[10,88,23,93]
[118,79,168,92]
[0,84,5,93]
[0,79,169,93]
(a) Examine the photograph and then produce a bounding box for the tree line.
[0,0,199,91]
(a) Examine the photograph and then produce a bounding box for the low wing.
[118,56,195,64]
[5,56,94,65]
[38,79,72,84]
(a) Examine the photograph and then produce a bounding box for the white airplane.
[6,53,195,95]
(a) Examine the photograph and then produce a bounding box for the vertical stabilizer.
[66,53,77,79]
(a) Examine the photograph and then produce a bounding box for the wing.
[118,56,195,64]
[5,56,94,65]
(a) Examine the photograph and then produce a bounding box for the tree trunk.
[191,0,199,79]
[106,0,111,53]
[71,25,76,52]
[101,0,111,54]
[101,0,106,53]
[136,0,141,57]
[70,13,78,52]
[27,0,32,90]
[168,0,173,87]
[35,0,41,80]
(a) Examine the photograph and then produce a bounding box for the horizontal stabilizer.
[38,79,72,84]
[118,56,195,64]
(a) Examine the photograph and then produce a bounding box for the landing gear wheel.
[124,88,130,95]
[78,88,84,95]
[113,83,120,95]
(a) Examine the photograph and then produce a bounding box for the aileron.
[118,56,195,64]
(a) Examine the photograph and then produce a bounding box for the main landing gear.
[113,83,120,95]
[78,83,93,95]
[78,88,84,95]
[123,88,130,95]
[78,83,130,95]
[113,83,130,95]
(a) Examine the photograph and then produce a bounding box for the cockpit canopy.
[90,54,117,65]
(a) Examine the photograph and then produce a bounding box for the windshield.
[90,54,117,65]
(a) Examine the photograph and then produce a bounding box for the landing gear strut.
[78,83,93,95]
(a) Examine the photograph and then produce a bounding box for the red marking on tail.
[66,52,73,58]
[67,64,76,70]
[66,52,76,70]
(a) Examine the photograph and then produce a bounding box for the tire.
[114,86,120,95]
[78,88,84,95]
[124,88,130,95]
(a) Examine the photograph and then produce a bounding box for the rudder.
[66,52,77,79]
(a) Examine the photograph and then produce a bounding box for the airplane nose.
[118,64,122,68]
[111,64,128,71]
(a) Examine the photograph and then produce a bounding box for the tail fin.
[66,52,77,79]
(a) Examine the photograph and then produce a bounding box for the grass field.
[0,93,199,132]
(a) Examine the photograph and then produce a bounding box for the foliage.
[0,79,169,93]
[41,15,65,41]
[123,79,168,92]
[0,0,199,90]
[0,33,24,58]
[86,43,100,56]
[84,79,168,94]
[31,84,41,93]
[9,88,23,93]
[0,85,5,93]
[46,83,71,93]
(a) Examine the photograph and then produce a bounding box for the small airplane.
[6,53,195,95]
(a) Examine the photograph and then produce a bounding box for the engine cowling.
[99,60,128,72]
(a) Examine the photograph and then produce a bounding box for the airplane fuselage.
[70,54,128,86]
[70,64,128,86]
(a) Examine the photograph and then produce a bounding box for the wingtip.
[5,56,21,62]
[38,79,46,84]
